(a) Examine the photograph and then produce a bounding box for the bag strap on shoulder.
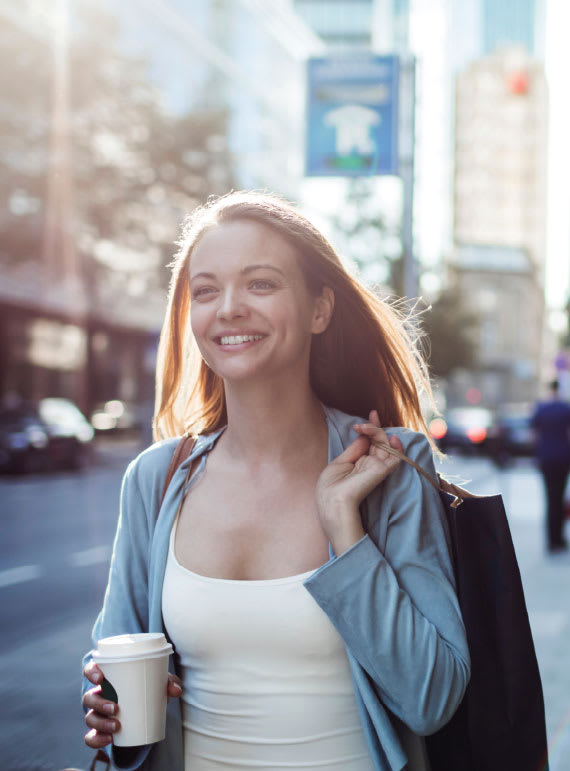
[370,439,481,506]
[161,435,197,505]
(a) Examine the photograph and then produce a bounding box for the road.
[0,439,137,771]
[1,443,569,770]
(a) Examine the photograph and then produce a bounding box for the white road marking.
[0,565,43,588]
[69,545,112,567]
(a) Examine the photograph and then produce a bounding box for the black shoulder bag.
[375,440,549,771]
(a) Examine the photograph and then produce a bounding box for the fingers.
[83,686,118,715]
[353,422,404,459]
[85,725,113,749]
[369,409,381,427]
[84,660,104,685]
[331,434,371,465]
[167,674,183,702]
[353,421,390,448]
[85,702,120,732]
[84,695,120,748]
[389,433,403,451]
[83,679,120,749]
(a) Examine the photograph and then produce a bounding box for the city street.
[1,442,569,770]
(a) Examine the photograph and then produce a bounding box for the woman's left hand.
[315,410,404,554]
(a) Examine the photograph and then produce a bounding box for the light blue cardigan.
[82,404,470,771]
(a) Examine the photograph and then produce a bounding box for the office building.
[451,46,547,404]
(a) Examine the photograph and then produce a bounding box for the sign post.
[398,56,417,302]
[306,56,399,177]
[306,55,418,300]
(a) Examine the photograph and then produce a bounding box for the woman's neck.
[218,381,328,472]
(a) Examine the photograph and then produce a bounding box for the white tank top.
[162,509,374,770]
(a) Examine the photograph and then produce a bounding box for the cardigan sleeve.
[303,430,471,736]
[80,451,163,771]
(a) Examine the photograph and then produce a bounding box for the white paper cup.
[93,633,173,746]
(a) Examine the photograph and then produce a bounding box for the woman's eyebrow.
[191,264,286,281]
[241,263,286,276]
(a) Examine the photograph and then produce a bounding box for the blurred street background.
[1,0,570,769]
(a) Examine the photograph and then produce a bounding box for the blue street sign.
[306,56,399,177]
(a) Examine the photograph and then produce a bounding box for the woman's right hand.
[82,660,183,749]
[82,661,121,749]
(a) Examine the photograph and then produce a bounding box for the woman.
[82,191,470,771]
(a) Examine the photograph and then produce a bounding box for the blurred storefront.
[0,264,162,416]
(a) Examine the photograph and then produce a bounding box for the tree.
[420,288,478,379]
[0,1,236,294]
[330,178,403,289]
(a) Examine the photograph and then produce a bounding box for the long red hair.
[154,191,436,449]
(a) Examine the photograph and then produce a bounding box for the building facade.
[107,0,323,196]
[294,0,375,50]
[452,47,547,405]
[447,245,543,405]
[0,0,322,417]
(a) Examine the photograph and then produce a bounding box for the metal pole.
[398,55,417,301]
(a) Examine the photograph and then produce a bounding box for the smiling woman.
[81,190,470,771]
[153,191,436,443]
[185,218,334,400]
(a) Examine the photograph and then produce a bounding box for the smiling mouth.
[216,334,265,346]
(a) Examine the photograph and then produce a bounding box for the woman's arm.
[306,427,470,736]
[81,452,160,770]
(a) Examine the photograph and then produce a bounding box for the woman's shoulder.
[123,437,180,487]
[385,426,434,464]
[325,405,433,461]
[124,429,223,487]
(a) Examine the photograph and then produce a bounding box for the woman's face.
[189,220,332,386]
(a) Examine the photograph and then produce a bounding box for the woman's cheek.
[190,304,210,340]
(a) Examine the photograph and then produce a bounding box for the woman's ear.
[311,286,335,334]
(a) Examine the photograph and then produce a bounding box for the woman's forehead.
[191,220,298,272]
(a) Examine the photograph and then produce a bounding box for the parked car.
[429,406,496,455]
[0,406,50,473]
[0,398,94,473]
[90,399,142,435]
[38,397,95,469]
[489,404,535,465]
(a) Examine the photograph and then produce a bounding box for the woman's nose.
[216,288,247,320]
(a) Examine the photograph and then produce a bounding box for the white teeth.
[220,334,264,345]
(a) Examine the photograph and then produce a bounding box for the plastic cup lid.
[94,633,173,660]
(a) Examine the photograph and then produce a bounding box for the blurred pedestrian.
[531,378,570,553]
[81,191,470,770]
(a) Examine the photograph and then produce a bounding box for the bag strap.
[90,749,111,770]
[370,439,483,506]
[160,434,478,510]
[160,435,198,506]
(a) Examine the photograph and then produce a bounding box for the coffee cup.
[93,633,173,746]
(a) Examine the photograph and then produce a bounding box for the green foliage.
[0,2,236,290]
[331,178,402,288]
[330,181,477,379]
[420,289,478,378]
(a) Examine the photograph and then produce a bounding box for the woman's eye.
[250,280,275,290]
[192,286,216,299]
